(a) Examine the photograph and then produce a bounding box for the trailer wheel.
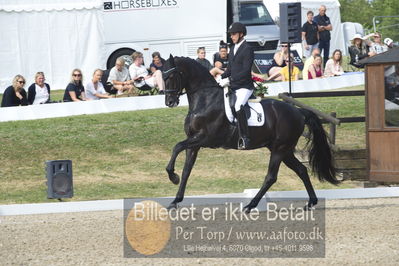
[106,48,135,69]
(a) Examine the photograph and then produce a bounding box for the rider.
[219,22,254,150]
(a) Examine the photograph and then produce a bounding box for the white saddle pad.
[224,88,265,127]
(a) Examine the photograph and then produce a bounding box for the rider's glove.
[217,77,230,88]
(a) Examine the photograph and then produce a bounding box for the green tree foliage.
[340,0,399,41]
[340,0,374,28]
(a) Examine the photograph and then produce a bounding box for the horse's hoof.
[304,198,318,211]
[303,204,316,211]
[168,173,180,185]
[243,204,254,214]
[167,202,178,210]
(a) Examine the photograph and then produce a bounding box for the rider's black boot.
[236,106,250,150]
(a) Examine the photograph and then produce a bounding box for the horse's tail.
[299,108,340,185]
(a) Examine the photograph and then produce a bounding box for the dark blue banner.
[254,51,304,74]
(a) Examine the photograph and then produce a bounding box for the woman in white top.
[27,72,51,105]
[85,69,112,100]
[369,32,388,55]
[129,51,165,94]
[324,49,344,77]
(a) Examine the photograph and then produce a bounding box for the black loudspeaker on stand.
[46,160,73,199]
[279,2,302,95]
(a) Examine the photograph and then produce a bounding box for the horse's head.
[163,54,184,108]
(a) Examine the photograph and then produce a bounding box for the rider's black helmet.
[227,22,247,36]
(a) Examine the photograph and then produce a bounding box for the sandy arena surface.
[1,197,399,265]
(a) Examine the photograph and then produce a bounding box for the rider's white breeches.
[235,88,253,111]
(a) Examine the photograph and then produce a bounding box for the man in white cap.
[384,38,395,49]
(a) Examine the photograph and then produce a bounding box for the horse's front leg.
[166,136,202,184]
[168,147,200,209]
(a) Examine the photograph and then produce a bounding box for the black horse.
[162,55,339,212]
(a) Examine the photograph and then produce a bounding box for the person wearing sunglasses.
[369,32,388,55]
[27,72,51,105]
[267,43,290,81]
[1,75,28,107]
[267,55,300,82]
[63,69,87,102]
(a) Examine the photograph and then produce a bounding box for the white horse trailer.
[0,0,279,92]
[103,0,280,68]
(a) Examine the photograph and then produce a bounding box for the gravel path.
[1,197,398,265]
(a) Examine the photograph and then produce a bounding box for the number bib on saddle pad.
[223,88,265,127]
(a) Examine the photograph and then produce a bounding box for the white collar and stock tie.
[234,39,245,55]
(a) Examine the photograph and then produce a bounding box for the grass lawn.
[0,86,365,204]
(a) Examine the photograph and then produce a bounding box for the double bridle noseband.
[163,67,185,96]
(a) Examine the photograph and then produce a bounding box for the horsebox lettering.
[108,0,178,10]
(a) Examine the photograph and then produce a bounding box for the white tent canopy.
[264,0,345,56]
[0,0,105,93]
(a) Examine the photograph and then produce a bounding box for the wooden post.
[329,112,336,145]
[278,93,341,125]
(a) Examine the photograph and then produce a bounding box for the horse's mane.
[174,56,220,88]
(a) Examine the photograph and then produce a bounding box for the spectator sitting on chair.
[308,54,324,79]
[267,43,290,81]
[85,69,112,100]
[348,34,376,69]
[63,69,86,102]
[28,72,51,105]
[1,74,28,107]
[107,57,134,95]
[303,47,320,80]
[302,10,319,59]
[324,49,344,77]
[195,47,213,71]
[267,55,300,82]
[369,32,388,55]
[129,51,165,94]
[150,53,164,73]
[152,51,166,64]
[210,41,229,77]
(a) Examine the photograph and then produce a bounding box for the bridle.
[162,67,185,96]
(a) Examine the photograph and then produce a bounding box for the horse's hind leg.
[283,153,318,209]
[168,147,199,209]
[243,150,284,213]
